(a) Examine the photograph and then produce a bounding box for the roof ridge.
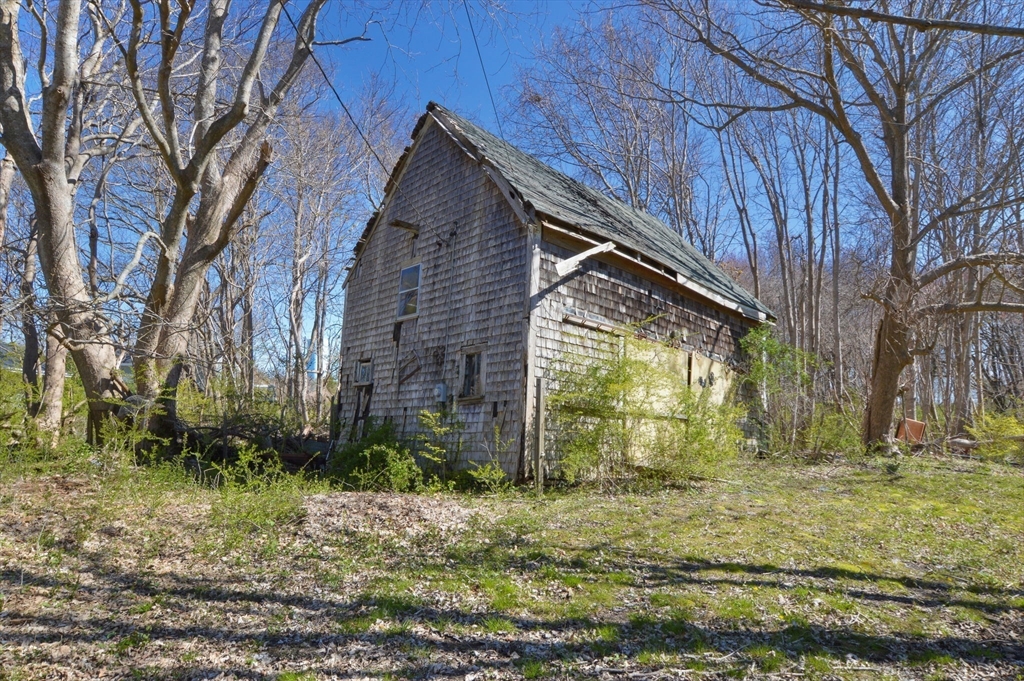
[425,103,772,320]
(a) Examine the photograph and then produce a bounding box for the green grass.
[481,616,516,634]
[516,658,548,679]
[427,455,1023,673]
[113,630,150,656]
[1,453,1021,679]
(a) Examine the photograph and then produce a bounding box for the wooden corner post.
[534,375,545,491]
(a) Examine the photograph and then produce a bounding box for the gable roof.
[426,103,772,321]
[354,102,771,321]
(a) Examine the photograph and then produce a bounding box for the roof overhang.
[541,220,771,323]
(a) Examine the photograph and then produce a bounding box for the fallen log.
[947,434,1024,450]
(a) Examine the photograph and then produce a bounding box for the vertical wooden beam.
[535,375,546,491]
[522,225,542,481]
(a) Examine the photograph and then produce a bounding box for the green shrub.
[327,414,512,493]
[741,326,862,460]
[466,459,512,494]
[0,349,26,450]
[347,443,422,492]
[327,420,422,492]
[804,407,863,461]
[645,385,744,481]
[416,409,464,486]
[549,334,742,486]
[966,412,1024,464]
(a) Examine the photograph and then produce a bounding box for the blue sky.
[316,0,589,131]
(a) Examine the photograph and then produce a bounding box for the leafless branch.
[777,1,1024,39]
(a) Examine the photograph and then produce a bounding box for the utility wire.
[281,4,441,242]
[281,5,391,178]
[462,0,505,140]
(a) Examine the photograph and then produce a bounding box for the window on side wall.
[460,350,484,399]
[396,263,420,319]
[354,359,373,385]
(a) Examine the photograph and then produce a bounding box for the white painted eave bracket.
[556,241,616,277]
[543,220,769,323]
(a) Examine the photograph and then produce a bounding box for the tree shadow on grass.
[1,555,1021,679]
[478,540,1024,614]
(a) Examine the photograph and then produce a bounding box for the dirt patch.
[303,491,481,541]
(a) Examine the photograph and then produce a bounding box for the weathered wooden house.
[336,103,773,480]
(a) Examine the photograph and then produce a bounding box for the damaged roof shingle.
[427,102,772,321]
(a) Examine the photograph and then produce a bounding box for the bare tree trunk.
[0,151,13,334]
[20,224,40,408]
[0,150,14,266]
[241,254,256,399]
[829,123,843,399]
[717,128,760,297]
[905,358,918,422]
[36,326,68,440]
[287,204,309,421]
[863,108,917,446]
[313,250,329,421]
[0,0,126,443]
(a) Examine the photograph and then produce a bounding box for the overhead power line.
[281,5,449,250]
[281,5,391,176]
[462,0,505,140]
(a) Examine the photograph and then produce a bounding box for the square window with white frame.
[354,359,373,385]
[460,350,484,399]
[396,263,421,318]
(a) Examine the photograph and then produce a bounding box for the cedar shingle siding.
[337,104,772,480]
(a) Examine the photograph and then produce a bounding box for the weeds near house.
[416,408,465,485]
[548,334,742,486]
[206,444,325,555]
[742,325,862,460]
[326,419,422,492]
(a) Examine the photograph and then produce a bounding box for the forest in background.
[1,0,1023,461]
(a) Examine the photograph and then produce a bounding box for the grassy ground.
[0,452,1021,680]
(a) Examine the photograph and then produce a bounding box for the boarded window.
[396,264,420,318]
[354,359,373,385]
[461,351,483,398]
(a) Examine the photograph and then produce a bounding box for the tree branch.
[920,301,1024,315]
[105,0,180,181]
[0,0,43,165]
[777,1,1024,39]
[39,0,82,166]
[94,231,163,305]
[917,252,1024,288]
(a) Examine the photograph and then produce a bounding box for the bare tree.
[110,0,332,439]
[262,84,404,425]
[644,0,1024,446]
[0,0,338,442]
[0,0,137,439]
[512,15,726,258]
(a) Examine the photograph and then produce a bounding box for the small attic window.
[396,264,421,318]
[460,350,484,399]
